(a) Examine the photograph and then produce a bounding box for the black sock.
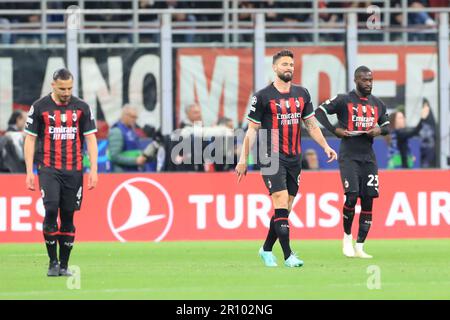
[274,208,291,260]
[43,232,58,263]
[58,232,75,269]
[343,206,355,235]
[357,213,372,243]
[263,215,278,251]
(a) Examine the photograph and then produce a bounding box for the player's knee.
[361,197,373,212]
[44,201,59,216]
[271,191,289,208]
[344,193,358,208]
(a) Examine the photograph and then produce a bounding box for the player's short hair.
[273,49,294,64]
[354,66,372,78]
[52,68,73,81]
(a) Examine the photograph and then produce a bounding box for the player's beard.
[357,83,372,96]
[59,94,72,103]
[278,71,292,83]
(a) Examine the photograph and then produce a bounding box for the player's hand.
[88,171,98,190]
[323,146,338,162]
[26,173,35,191]
[367,127,381,137]
[235,162,247,183]
[334,128,350,138]
[421,104,430,119]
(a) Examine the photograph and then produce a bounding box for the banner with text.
[176,46,442,128]
[0,48,160,134]
[0,170,449,243]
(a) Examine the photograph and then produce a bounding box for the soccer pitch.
[0,239,449,300]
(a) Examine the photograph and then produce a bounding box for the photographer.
[108,105,158,172]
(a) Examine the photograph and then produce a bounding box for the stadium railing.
[0,0,449,48]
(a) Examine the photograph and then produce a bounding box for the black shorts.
[261,157,302,196]
[339,158,379,198]
[38,167,84,211]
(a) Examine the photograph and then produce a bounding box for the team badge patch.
[61,114,67,123]
[28,105,34,116]
[251,96,257,106]
[72,111,77,122]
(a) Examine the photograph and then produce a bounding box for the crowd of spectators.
[1,0,449,44]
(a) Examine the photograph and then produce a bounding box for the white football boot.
[342,233,355,257]
[354,242,373,259]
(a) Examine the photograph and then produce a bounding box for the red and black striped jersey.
[318,90,389,159]
[24,94,97,171]
[247,83,315,158]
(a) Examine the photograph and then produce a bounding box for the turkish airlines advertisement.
[0,170,449,243]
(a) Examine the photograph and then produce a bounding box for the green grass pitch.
[1,239,449,300]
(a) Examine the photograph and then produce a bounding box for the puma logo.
[48,114,56,121]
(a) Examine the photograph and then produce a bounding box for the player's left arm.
[304,116,338,163]
[367,101,390,137]
[85,133,98,190]
[83,103,98,189]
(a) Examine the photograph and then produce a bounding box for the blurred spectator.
[387,104,430,169]
[164,0,196,43]
[418,98,437,168]
[180,103,202,128]
[170,103,205,171]
[408,0,436,41]
[301,148,320,170]
[237,1,258,42]
[318,0,344,42]
[0,3,13,44]
[244,1,312,43]
[260,1,284,42]
[192,1,223,43]
[85,1,132,43]
[279,1,312,42]
[14,1,41,44]
[348,1,385,41]
[391,0,436,41]
[108,105,157,172]
[0,110,27,172]
[139,0,164,43]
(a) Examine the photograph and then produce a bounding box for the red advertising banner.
[176,46,440,129]
[0,170,449,243]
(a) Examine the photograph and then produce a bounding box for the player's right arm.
[24,134,36,191]
[23,104,40,191]
[315,95,350,138]
[236,94,263,182]
[236,121,260,182]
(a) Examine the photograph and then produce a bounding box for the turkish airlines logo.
[107,177,174,242]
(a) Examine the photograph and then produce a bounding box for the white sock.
[355,242,364,251]
[344,233,352,241]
